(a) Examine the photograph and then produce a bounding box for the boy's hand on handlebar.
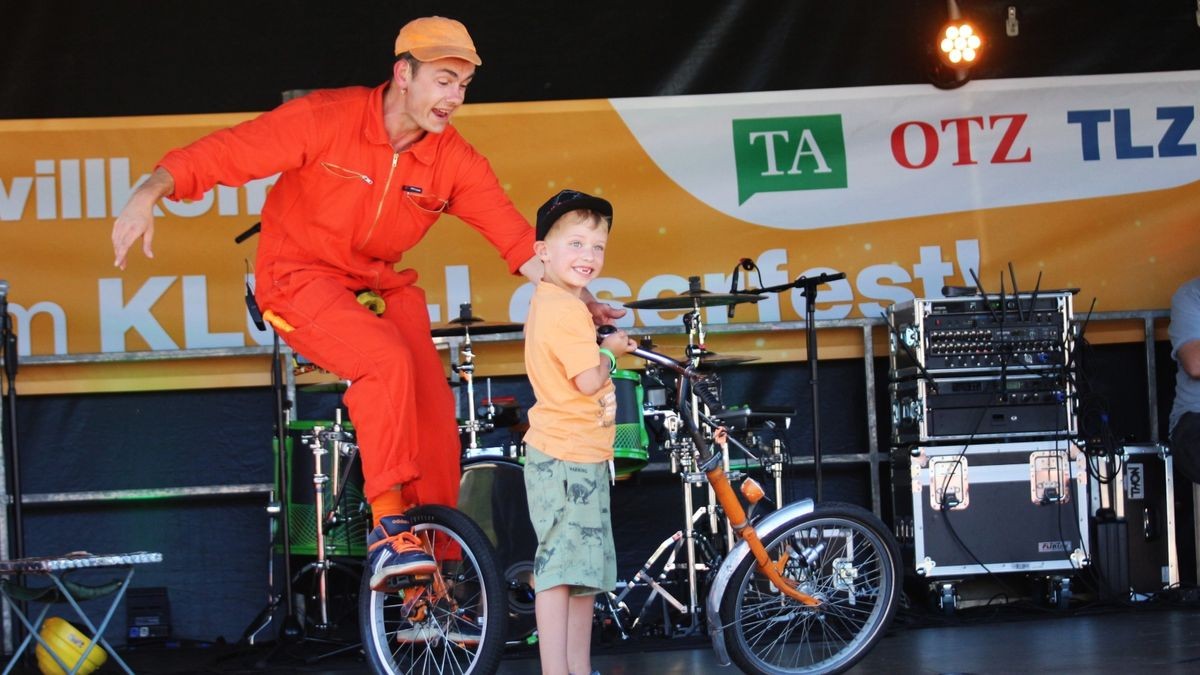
[713,427,729,446]
[596,325,636,355]
[600,330,636,356]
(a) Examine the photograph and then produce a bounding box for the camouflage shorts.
[523,445,616,596]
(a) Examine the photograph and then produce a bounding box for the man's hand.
[112,167,174,270]
[585,296,627,327]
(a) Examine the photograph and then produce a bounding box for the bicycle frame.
[630,348,823,602]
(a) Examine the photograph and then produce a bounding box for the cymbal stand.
[679,304,706,627]
[606,502,721,638]
[454,328,492,455]
[682,303,735,552]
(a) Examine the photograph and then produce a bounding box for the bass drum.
[458,457,538,644]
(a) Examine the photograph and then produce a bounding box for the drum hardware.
[292,410,366,636]
[434,304,525,458]
[605,504,725,638]
[712,408,795,506]
[672,350,761,369]
[612,277,800,636]
[617,278,749,632]
[429,302,525,338]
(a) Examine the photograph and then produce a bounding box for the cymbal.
[675,351,761,368]
[430,320,524,337]
[624,291,765,310]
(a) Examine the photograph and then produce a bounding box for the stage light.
[929,0,983,89]
[937,21,983,66]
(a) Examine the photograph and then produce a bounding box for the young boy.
[523,189,636,675]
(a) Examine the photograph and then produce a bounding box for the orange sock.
[370,488,411,528]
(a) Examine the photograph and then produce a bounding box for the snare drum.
[611,369,650,476]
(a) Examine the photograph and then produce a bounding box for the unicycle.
[359,504,508,674]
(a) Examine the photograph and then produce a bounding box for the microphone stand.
[734,271,846,502]
[1,280,28,658]
[229,225,304,654]
[0,280,23,562]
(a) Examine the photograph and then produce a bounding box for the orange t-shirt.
[523,282,616,463]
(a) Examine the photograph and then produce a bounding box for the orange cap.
[394,16,482,66]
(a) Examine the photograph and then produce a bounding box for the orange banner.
[2,73,1196,394]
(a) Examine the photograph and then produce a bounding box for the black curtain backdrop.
[3,1,1199,119]
[3,0,1194,645]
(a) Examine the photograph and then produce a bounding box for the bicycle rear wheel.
[719,503,901,675]
[359,504,507,674]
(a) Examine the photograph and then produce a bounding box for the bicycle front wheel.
[359,504,507,674]
[719,503,901,675]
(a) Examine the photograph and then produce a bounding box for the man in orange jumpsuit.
[111,16,621,590]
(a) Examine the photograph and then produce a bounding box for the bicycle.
[610,331,903,674]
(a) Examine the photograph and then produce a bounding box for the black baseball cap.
[535,189,613,241]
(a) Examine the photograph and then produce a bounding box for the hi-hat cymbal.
[431,320,524,337]
[675,351,761,368]
[624,290,764,310]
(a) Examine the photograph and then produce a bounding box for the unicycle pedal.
[382,573,433,591]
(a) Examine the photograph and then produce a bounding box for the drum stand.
[612,291,793,639]
[610,304,728,637]
[292,411,363,642]
[439,304,524,461]
[453,328,491,457]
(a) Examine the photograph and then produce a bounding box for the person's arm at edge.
[112,167,175,270]
[1179,339,1200,379]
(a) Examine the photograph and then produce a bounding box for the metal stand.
[0,279,23,562]
[737,271,845,502]
[0,280,23,656]
[278,414,364,664]
[294,414,363,634]
[455,330,488,455]
[0,552,163,675]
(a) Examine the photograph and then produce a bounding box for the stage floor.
[9,601,1198,674]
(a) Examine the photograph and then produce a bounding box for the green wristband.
[598,348,617,373]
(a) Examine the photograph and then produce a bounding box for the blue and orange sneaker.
[367,515,438,591]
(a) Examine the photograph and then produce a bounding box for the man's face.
[401,58,475,134]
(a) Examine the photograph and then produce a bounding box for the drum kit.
[444,278,803,641]
[604,277,799,637]
[272,275,807,646]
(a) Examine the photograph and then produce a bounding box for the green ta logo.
[733,115,848,205]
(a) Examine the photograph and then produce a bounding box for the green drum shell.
[611,369,649,476]
[276,419,370,557]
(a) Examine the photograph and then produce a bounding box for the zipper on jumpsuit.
[358,152,400,252]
